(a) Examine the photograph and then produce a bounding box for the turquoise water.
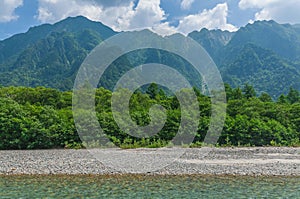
[0,175,299,198]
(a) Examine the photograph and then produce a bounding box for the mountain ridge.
[0,16,299,97]
[0,16,117,65]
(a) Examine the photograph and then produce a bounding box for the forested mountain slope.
[0,17,299,97]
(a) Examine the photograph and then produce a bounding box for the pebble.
[0,147,299,176]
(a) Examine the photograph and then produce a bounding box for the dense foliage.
[0,85,299,149]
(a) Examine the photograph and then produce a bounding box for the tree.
[231,87,243,100]
[277,94,287,104]
[287,87,300,104]
[224,83,233,101]
[146,83,159,99]
[259,92,272,102]
[242,83,256,99]
[0,85,299,149]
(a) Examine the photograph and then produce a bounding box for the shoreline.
[1,147,299,176]
[2,173,300,179]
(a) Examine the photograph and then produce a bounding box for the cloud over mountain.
[35,0,237,36]
[239,0,300,24]
[0,0,23,22]
[177,3,237,34]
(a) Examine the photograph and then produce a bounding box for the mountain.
[220,43,300,98]
[0,16,117,90]
[0,16,299,97]
[189,20,300,97]
[188,28,234,64]
[0,16,116,64]
[225,20,300,61]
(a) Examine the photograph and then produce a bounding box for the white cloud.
[180,0,195,10]
[36,0,176,35]
[152,22,177,36]
[112,0,178,36]
[0,0,23,22]
[92,0,133,7]
[117,0,166,30]
[255,9,271,21]
[239,0,300,24]
[36,1,238,36]
[177,3,238,34]
[93,2,135,31]
[37,0,102,23]
[238,0,280,10]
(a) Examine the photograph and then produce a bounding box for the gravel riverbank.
[1,147,299,176]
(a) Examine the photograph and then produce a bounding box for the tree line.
[0,84,299,149]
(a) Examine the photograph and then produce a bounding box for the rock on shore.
[0,147,299,176]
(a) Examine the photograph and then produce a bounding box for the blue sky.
[0,0,299,40]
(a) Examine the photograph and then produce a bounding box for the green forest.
[0,84,299,150]
[1,17,300,98]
